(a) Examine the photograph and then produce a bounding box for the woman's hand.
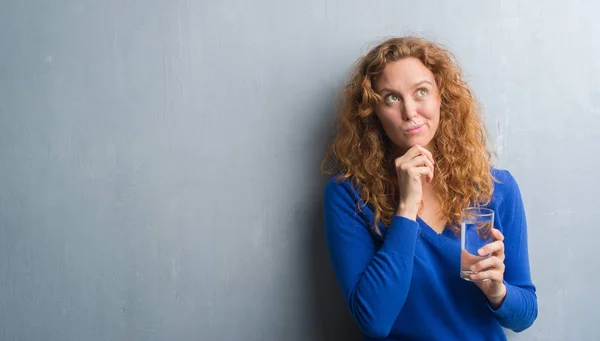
[393,145,435,220]
[469,228,507,309]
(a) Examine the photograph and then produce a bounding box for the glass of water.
[460,207,494,282]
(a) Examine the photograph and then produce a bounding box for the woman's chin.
[404,138,434,149]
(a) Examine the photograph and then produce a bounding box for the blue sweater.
[323,169,537,340]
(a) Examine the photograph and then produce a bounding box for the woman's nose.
[402,100,418,121]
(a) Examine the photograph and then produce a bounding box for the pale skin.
[373,57,507,309]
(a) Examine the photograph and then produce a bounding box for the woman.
[321,37,537,340]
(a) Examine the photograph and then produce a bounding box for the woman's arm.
[489,170,538,332]
[323,177,419,338]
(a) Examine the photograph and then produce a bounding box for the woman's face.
[373,57,441,155]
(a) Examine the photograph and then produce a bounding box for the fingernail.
[470,265,475,272]
[478,248,485,255]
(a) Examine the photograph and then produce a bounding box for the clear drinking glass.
[460,207,494,282]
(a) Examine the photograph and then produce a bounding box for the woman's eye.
[385,94,400,103]
[416,88,428,97]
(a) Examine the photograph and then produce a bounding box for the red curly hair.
[322,36,496,235]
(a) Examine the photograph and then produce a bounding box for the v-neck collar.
[417,216,456,244]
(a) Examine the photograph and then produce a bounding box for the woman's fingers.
[469,268,504,283]
[407,165,434,184]
[478,240,504,257]
[393,145,436,184]
[410,145,434,165]
[396,145,435,166]
[402,155,434,181]
[491,227,505,242]
[470,256,504,273]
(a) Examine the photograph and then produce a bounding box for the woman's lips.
[405,124,424,134]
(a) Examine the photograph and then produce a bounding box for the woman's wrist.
[486,284,507,310]
[396,203,418,221]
